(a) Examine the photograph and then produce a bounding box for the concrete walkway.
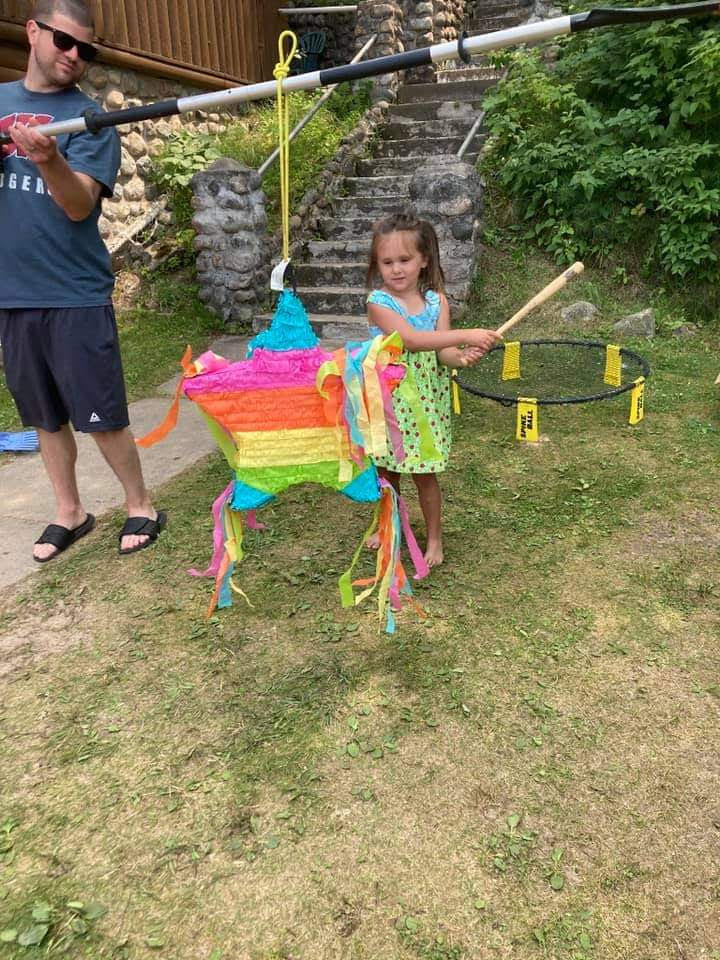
[0,335,251,592]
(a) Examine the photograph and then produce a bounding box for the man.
[0,0,166,561]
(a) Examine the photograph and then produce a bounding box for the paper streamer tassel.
[502,341,521,381]
[516,397,539,442]
[604,344,622,387]
[629,377,645,424]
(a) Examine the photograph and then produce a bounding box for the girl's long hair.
[366,211,446,295]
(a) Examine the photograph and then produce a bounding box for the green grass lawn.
[1,243,719,960]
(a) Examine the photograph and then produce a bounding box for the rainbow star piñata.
[139,291,438,631]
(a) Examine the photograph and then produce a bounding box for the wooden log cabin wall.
[0,0,286,87]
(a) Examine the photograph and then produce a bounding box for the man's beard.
[35,50,84,89]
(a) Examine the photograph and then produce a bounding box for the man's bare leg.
[34,425,89,560]
[92,428,158,552]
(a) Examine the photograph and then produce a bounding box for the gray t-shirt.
[0,81,121,308]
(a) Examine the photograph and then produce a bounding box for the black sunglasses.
[33,20,98,62]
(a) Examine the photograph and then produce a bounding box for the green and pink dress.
[368,289,451,474]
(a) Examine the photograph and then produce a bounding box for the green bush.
[481,8,720,282]
[149,129,221,240]
[150,81,371,239]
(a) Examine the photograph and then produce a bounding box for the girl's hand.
[464,328,502,355]
[458,346,486,367]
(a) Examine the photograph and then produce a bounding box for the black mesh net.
[456,340,650,406]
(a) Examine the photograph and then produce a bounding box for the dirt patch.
[0,608,82,679]
[625,508,720,557]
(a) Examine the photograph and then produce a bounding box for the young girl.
[366,213,500,567]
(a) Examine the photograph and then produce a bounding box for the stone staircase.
[253,0,532,343]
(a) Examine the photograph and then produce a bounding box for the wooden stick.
[495,262,584,337]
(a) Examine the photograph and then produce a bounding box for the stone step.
[294,260,367,287]
[306,238,372,260]
[332,196,411,218]
[470,0,530,17]
[436,66,503,84]
[324,216,376,240]
[343,174,412,198]
[355,153,479,177]
[372,133,485,159]
[471,11,527,31]
[295,285,367,315]
[382,117,483,140]
[397,78,496,104]
[252,312,369,343]
[388,99,486,123]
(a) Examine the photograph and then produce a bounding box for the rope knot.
[274,30,298,82]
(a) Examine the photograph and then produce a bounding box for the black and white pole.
[1,2,718,148]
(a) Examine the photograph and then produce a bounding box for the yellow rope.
[274,31,298,264]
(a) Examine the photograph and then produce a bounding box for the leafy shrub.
[481,9,720,282]
[149,129,221,234]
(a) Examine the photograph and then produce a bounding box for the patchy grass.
[1,242,720,959]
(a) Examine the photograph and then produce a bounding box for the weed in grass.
[0,895,109,957]
[532,909,595,958]
[544,848,567,892]
[397,917,465,960]
[488,813,537,878]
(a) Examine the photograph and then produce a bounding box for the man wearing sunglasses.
[0,0,166,560]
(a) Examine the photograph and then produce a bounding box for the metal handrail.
[278,6,358,13]
[456,66,508,160]
[258,32,377,177]
[457,108,485,159]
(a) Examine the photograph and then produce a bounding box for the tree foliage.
[481,9,720,281]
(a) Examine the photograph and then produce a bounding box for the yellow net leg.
[451,370,461,414]
[502,341,521,380]
[604,344,622,386]
[629,377,645,424]
[516,397,539,441]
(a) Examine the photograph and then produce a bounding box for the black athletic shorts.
[0,305,130,433]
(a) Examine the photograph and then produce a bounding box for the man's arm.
[9,122,101,221]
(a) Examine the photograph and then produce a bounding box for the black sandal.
[34,514,96,563]
[118,511,167,555]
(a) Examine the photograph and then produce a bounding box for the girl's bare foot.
[424,541,444,568]
[366,532,381,550]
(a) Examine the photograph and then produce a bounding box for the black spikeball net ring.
[456,339,650,408]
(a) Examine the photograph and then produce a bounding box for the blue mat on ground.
[0,430,39,452]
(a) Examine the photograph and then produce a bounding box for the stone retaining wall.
[354,1,471,95]
[355,2,405,100]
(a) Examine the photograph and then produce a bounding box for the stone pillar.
[191,159,269,326]
[400,0,435,83]
[433,0,470,43]
[408,156,483,307]
[355,1,405,101]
